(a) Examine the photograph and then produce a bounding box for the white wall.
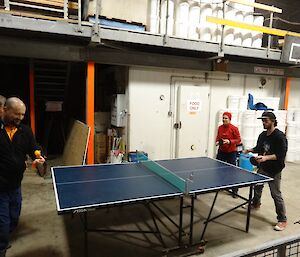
[127,67,282,160]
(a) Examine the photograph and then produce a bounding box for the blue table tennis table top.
[52,157,271,214]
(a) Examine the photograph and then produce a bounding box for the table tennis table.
[52,156,272,256]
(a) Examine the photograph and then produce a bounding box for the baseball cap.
[257,111,276,120]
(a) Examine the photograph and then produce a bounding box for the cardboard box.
[95,133,108,163]
[94,112,110,133]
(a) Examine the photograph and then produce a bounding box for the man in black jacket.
[245,111,288,231]
[0,97,45,257]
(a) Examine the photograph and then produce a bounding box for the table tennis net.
[138,157,187,193]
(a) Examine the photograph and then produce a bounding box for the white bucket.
[252,34,262,48]
[287,136,297,150]
[252,16,264,48]
[224,27,235,45]
[150,0,159,16]
[160,0,175,35]
[296,137,300,150]
[268,97,280,110]
[255,125,264,139]
[234,11,243,30]
[233,32,243,46]
[243,13,253,30]
[199,27,212,41]
[239,96,248,110]
[255,110,264,125]
[161,18,174,35]
[277,125,286,134]
[294,110,300,122]
[232,11,243,46]
[286,122,298,137]
[110,151,123,163]
[149,15,159,33]
[253,15,264,27]
[241,110,256,125]
[296,151,300,162]
[230,109,239,124]
[161,0,175,17]
[149,0,160,33]
[188,4,200,39]
[296,123,300,137]
[227,96,240,109]
[286,150,296,162]
[175,20,188,37]
[274,110,287,124]
[287,110,294,122]
[199,3,212,41]
[241,0,255,12]
[176,1,189,22]
[212,27,222,43]
[211,5,223,43]
[241,124,256,138]
[242,32,252,47]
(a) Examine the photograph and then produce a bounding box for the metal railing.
[219,234,300,257]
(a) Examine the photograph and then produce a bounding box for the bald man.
[0,95,6,118]
[0,97,45,257]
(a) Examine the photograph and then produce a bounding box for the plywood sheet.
[62,120,90,166]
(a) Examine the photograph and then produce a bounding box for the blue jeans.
[0,187,22,251]
[217,151,238,194]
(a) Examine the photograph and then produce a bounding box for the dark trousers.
[0,187,22,251]
[253,168,287,222]
[217,150,238,194]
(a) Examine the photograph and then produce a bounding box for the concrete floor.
[5,161,300,257]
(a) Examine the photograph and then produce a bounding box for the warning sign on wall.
[187,99,202,113]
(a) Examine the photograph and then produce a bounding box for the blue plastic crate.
[89,17,145,32]
[239,153,254,172]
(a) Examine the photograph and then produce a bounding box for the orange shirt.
[5,126,18,141]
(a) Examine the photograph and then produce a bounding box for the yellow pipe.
[206,16,300,37]
[228,0,282,13]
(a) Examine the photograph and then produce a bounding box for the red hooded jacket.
[216,123,241,153]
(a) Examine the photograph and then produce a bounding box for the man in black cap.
[244,111,288,231]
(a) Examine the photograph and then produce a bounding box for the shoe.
[274,221,287,231]
[250,203,261,210]
[232,194,238,198]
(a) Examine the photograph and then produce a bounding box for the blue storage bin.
[128,152,148,162]
[239,153,254,172]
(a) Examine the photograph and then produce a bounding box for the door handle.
[174,121,182,129]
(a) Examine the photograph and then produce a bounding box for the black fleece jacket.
[253,128,288,177]
[0,120,41,191]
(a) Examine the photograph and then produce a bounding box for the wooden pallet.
[0,8,81,22]
[1,0,78,19]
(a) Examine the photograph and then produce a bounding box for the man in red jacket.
[216,111,241,197]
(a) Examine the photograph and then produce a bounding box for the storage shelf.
[0,12,283,62]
